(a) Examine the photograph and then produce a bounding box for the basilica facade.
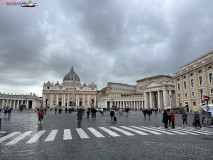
[42,66,97,108]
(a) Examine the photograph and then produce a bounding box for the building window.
[208,66,212,70]
[184,81,187,89]
[199,76,203,85]
[178,83,180,90]
[193,101,196,106]
[47,86,50,89]
[185,93,187,97]
[192,92,195,97]
[190,73,193,76]
[199,70,202,73]
[209,73,213,83]
[211,88,213,94]
[178,78,180,81]
[191,79,194,88]
[184,76,186,79]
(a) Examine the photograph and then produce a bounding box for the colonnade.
[144,90,175,110]
[0,98,38,109]
[43,94,97,108]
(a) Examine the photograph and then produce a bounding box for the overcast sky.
[0,0,213,97]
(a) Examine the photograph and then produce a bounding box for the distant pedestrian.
[55,108,57,114]
[194,112,201,128]
[38,109,44,123]
[170,111,175,128]
[44,108,47,114]
[8,108,11,117]
[147,109,151,120]
[110,109,115,122]
[143,109,147,120]
[4,109,7,116]
[162,110,169,128]
[182,112,187,125]
[86,108,90,118]
[77,109,83,128]
[65,107,68,114]
[126,107,129,117]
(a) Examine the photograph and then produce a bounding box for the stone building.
[174,51,213,111]
[42,66,97,108]
[0,92,41,109]
[137,75,175,109]
[97,75,175,110]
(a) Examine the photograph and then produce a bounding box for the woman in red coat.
[38,109,44,123]
[170,111,175,128]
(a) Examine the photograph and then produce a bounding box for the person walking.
[162,110,169,128]
[65,107,68,114]
[182,112,187,125]
[170,110,175,128]
[38,109,44,123]
[8,108,12,117]
[86,108,90,118]
[55,108,57,114]
[77,109,83,128]
[143,109,147,120]
[147,109,151,120]
[110,109,115,122]
[194,112,201,128]
[4,109,8,116]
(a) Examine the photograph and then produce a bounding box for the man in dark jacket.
[77,109,83,128]
[110,109,115,121]
[163,110,169,128]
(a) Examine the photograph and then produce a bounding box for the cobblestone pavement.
[0,110,213,160]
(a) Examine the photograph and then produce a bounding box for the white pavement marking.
[99,127,120,137]
[187,127,213,134]
[176,127,212,135]
[88,127,105,138]
[26,130,46,144]
[131,126,161,135]
[0,132,20,143]
[120,126,149,135]
[63,129,72,140]
[171,128,199,135]
[45,130,58,142]
[155,127,187,135]
[110,126,134,136]
[140,126,174,135]
[6,131,33,145]
[76,128,89,139]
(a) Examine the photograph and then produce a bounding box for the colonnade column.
[56,94,58,107]
[163,90,169,108]
[157,91,161,109]
[149,92,153,109]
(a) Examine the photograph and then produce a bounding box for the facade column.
[157,91,161,109]
[43,94,46,108]
[83,95,85,106]
[26,100,29,109]
[163,90,169,108]
[17,100,19,109]
[13,100,16,109]
[144,92,147,109]
[2,99,4,108]
[94,95,96,107]
[169,90,172,107]
[67,94,70,107]
[56,94,59,107]
[149,92,153,109]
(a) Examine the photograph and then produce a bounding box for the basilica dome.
[63,66,80,82]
